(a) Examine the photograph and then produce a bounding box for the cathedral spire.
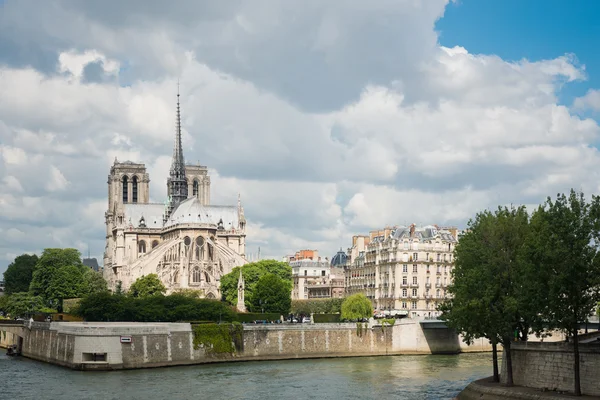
[168,83,188,206]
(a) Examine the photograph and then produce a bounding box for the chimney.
[410,223,416,237]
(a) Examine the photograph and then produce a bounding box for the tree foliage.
[440,206,532,385]
[291,298,344,315]
[341,293,373,320]
[76,292,237,322]
[521,191,600,396]
[220,260,292,310]
[3,254,38,294]
[252,273,292,314]
[81,269,109,295]
[30,248,84,299]
[1,292,56,317]
[129,274,166,298]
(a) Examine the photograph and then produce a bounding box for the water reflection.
[1,352,494,400]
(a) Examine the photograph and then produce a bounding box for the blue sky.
[436,0,600,109]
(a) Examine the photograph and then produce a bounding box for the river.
[1,352,494,399]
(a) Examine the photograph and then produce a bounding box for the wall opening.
[82,352,107,362]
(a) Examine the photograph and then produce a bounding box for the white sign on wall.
[120,336,132,343]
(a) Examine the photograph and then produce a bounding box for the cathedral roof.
[124,204,166,228]
[164,197,239,228]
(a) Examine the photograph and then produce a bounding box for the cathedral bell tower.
[166,88,188,215]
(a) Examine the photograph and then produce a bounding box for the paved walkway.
[456,377,600,400]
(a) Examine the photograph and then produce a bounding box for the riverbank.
[457,377,600,400]
[2,320,494,370]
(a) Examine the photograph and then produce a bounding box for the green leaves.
[341,293,373,321]
[253,273,291,315]
[3,253,38,294]
[129,274,167,298]
[219,259,293,312]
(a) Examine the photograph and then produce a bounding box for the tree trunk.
[504,340,514,387]
[492,339,500,382]
[573,328,581,396]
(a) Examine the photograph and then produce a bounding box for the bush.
[235,312,281,323]
[291,298,343,315]
[75,292,237,322]
[313,313,341,323]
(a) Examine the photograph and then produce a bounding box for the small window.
[412,276,417,285]
[82,352,107,363]
[412,288,417,296]
[402,289,407,297]
[321,270,326,276]
[402,265,407,273]
[411,301,417,309]
[412,264,417,273]
[138,240,146,254]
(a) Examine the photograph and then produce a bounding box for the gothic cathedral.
[103,92,248,298]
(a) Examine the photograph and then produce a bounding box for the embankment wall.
[500,340,600,396]
[2,320,494,370]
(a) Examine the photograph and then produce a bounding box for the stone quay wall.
[3,319,494,370]
[500,341,600,396]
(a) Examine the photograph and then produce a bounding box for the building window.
[132,176,138,203]
[426,252,429,260]
[443,253,447,261]
[412,276,417,285]
[152,240,159,249]
[412,301,417,309]
[413,253,418,261]
[412,288,417,297]
[192,267,201,283]
[436,289,441,298]
[436,277,440,285]
[437,253,440,262]
[403,242,408,250]
[122,176,128,203]
[304,270,307,276]
[322,270,326,276]
[403,264,408,273]
[193,180,199,196]
[437,265,441,273]
[449,254,452,262]
[195,236,205,260]
[412,264,417,273]
[402,289,407,297]
[138,240,146,254]
[402,302,407,309]
[402,276,407,285]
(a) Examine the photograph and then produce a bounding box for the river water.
[1,352,494,400]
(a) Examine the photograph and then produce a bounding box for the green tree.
[4,292,55,317]
[522,191,600,396]
[252,273,292,314]
[341,293,373,320]
[440,206,531,385]
[48,265,85,311]
[129,274,166,298]
[3,254,38,294]
[81,269,108,296]
[30,248,84,299]
[220,260,292,309]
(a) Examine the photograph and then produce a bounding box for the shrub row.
[75,292,237,322]
[313,313,341,323]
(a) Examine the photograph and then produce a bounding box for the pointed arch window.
[138,240,146,255]
[132,176,138,203]
[192,267,201,283]
[193,180,199,196]
[152,240,159,249]
[122,176,128,203]
[204,272,211,283]
[195,236,205,260]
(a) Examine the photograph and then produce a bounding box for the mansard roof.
[124,203,166,229]
[390,225,457,243]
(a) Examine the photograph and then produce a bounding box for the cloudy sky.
[1,0,600,273]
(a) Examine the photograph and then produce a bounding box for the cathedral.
[102,93,248,298]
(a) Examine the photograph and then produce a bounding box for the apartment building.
[286,249,345,300]
[344,224,458,317]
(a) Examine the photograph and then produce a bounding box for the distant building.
[82,258,100,272]
[287,250,345,300]
[344,224,458,318]
[0,280,5,296]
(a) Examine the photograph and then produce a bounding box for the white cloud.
[574,89,600,111]
[0,1,599,274]
[58,49,120,79]
[46,166,70,192]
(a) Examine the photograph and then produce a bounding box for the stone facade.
[344,225,458,317]
[501,341,600,396]
[2,319,494,371]
[287,250,345,300]
[103,96,248,297]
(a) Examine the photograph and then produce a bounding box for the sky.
[1,0,600,274]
